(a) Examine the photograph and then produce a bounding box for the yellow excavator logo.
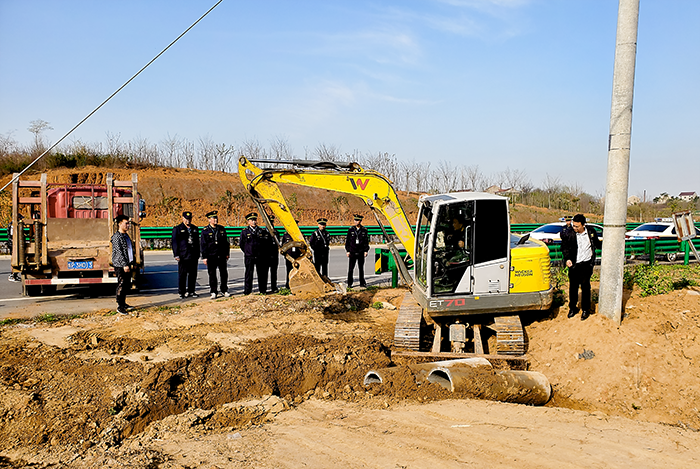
[349,178,370,191]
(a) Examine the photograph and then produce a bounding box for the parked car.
[528,222,603,245]
[625,222,680,261]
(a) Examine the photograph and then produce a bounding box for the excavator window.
[432,202,473,295]
[414,206,432,288]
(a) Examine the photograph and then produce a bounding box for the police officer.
[310,217,331,277]
[239,212,270,295]
[172,211,200,299]
[281,221,303,290]
[345,214,369,288]
[266,215,281,294]
[200,210,230,299]
[7,215,22,282]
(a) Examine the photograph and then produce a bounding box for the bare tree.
[436,160,458,193]
[213,142,236,172]
[241,138,267,160]
[543,173,561,210]
[269,135,293,161]
[182,140,196,169]
[0,130,21,157]
[197,136,217,171]
[27,119,53,155]
[460,165,483,192]
[160,134,183,168]
[314,143,341,161]
[104,132,125,158]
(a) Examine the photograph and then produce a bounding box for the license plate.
[67,261,93,269]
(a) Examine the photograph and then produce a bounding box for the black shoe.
[179,295,185,300]
[270,289,279,294]
[581,311,590,320]
[567,309,577,318]
[360,283,367,288]
[117,307,128,315]
[189,292,199,298]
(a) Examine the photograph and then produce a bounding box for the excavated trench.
[0,330,461,452]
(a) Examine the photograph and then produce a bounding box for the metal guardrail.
[4,222,698,242]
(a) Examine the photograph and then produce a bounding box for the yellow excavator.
[238,156,553,359]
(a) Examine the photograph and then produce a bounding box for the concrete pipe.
[407,358,492,384]
[426,366,551,405]
[363,367,399,386]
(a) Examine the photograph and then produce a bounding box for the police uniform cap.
[245,212,258,221]
[317,217,327,225]
[182,211,193,219]
[206,210,218,218]
[353,214,363,221]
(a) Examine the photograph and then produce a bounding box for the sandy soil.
[1,283,700,468]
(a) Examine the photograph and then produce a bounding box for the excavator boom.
[238,156,416,294]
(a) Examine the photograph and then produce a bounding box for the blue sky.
[1,0,698,199]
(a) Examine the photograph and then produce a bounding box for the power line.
[1,0,224,193]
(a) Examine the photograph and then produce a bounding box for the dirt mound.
[1,285,699,466]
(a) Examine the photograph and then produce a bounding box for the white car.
[625,222,680,261]
[528,222,603,245]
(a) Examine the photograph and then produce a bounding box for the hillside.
[0,166,597,228]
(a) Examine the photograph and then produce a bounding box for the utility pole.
[599,0,640,325]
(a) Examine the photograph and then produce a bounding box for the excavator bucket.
[288,256,342,296]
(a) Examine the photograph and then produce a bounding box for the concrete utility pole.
[599,0,640,325]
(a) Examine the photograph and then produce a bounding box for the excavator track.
[393,292,423,351]
[492,315,526,355]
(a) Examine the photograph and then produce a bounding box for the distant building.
[484,185,501,194]
[679,191,698,202]
[496,187,521,198]
[627,195,641,205]
[654,193,670,204]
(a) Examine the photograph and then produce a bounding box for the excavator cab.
[413,193,510,300]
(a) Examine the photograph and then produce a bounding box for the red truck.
[9,173,145,296]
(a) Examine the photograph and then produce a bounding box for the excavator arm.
[237,156,415,294]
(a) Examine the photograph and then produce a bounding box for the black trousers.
[568,261,594,312]
[116,266,132,309]
[206,257,228,294]
[285,259,293,289]
[177,258,198,296]
[268,255,279,291]
[244,256,267,295]
[347,252,366,287]
[314,251,329,277]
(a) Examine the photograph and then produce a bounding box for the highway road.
[0,247,394,319]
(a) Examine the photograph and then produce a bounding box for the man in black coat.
[239,212,270,295]
[281,221,303,290]
[561,213,602,321]
[172,211,200,299]
[310,217,331,277]
[266,215,281,294]
[345,214,370,288]
[200,210,230,299]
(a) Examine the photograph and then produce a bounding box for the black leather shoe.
[567,309,577,318]
[581,311,590,320]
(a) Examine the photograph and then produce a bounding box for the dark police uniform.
[239,212,270,295]
[281,231,303,289]
[200,211,230,296]
[345,215,370,288]
[267,223,281,293]
[310,218,331,277]
[172,211,200,298]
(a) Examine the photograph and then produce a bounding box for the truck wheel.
[666,252,677,262]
